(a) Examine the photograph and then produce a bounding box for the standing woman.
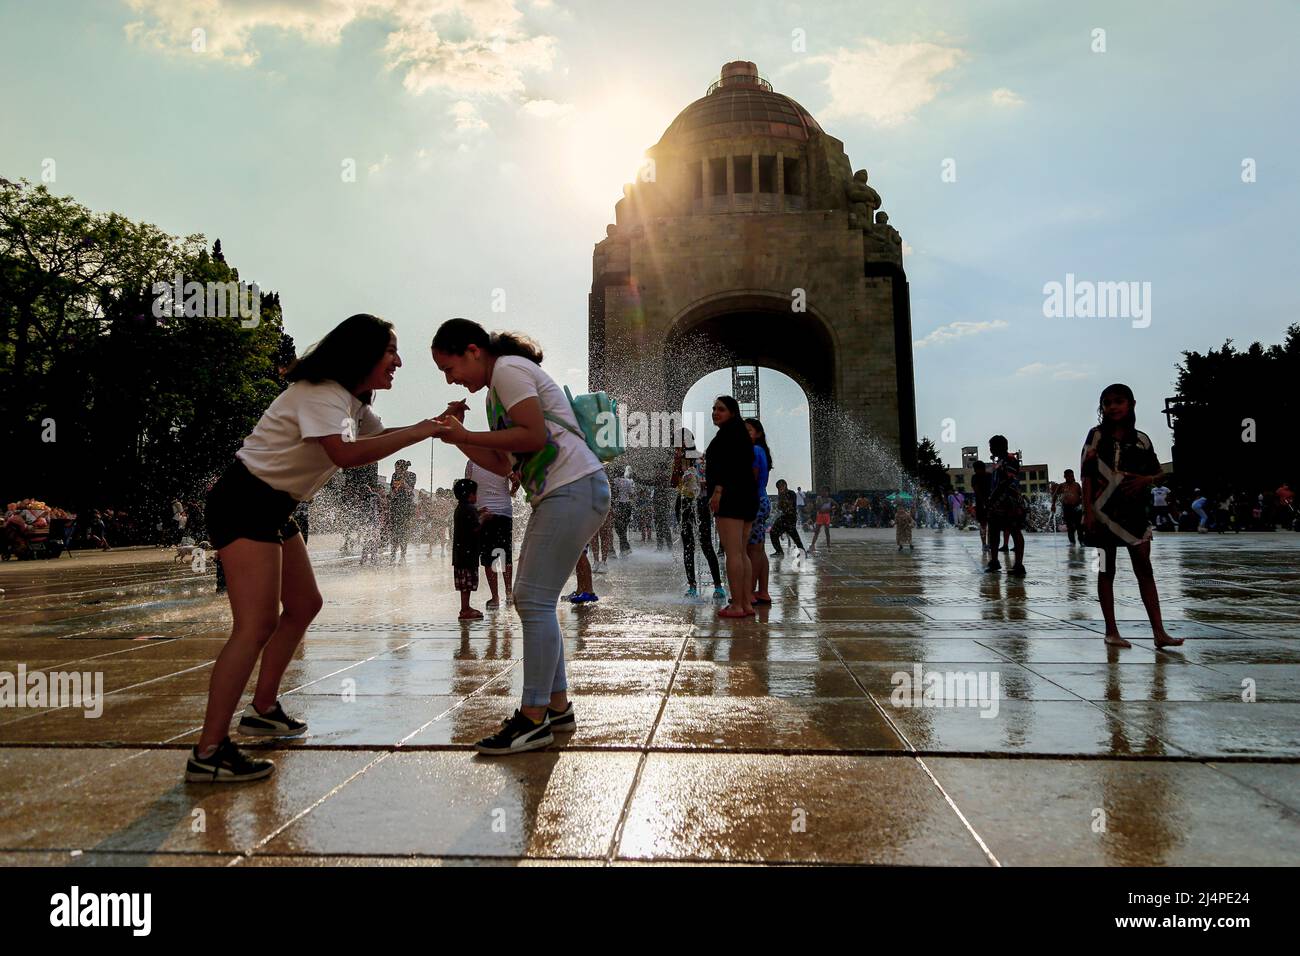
[706,396,758,618]
[1081,383,1185,650]
[187,314,445,782]
[430,318,611,754]
[745,418,774,605]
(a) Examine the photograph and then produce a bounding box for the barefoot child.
[895,504,914,550]
[452,477,486,620]
[1081,383,1185,650]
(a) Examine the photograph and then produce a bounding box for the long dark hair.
[708,395,750,455]
[285,313,392,404]
[431,317,543,364]
[745,417,773,470]
[1098,383,1137,434]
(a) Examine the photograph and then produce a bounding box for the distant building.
[948,449,1051,496]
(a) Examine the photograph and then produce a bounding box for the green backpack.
[543,386,626,463]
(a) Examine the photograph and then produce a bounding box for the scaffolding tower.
[731,364,760,420]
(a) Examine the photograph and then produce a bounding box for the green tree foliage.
[0,178,292,523]
[914,437,953,499]
[1170,325,1298,493]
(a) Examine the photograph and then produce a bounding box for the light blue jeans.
[514,470,611,707]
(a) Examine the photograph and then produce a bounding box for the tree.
[914,437,953,499]
[1169,325,1298,493]
[0,178,290,533]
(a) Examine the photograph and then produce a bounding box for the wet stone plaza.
[1,529,1298,867]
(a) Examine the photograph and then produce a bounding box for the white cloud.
[901,239,914,257]
[914,320,1007,349]
[368,153,391,175]
[991,87,1024,108]
[800,37,967,126]
[518,98,574,120]
[122,0,558,99]
[1015,362,1089,381]
[450,100,488,132]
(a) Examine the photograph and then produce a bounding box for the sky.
[2,0,1297,493]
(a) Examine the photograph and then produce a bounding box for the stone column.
[726,153,735,208]
[776,150,785,207]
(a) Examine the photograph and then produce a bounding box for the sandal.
[752,593,772,604]
[458,609,483,620]
[717,605,748,619]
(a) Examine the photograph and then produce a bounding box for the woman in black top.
[1081,383,1184,650]
[705,396,758,618]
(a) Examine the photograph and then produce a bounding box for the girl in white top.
[187,313,448,783]
[431,318,611,756]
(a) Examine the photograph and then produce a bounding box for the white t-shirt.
[236,380,383,501]
[466,460,513,517]
[1151,485,1170,507]
[615,476,635,503]
[485,356,602,503]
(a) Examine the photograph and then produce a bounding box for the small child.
[452,478,487,620]
[895,505,915,550]
[567,543,599,604]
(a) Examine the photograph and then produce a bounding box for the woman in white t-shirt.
[187,313,448,784]
[431,318,611,756]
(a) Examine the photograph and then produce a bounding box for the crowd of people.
[27,311,1279,784]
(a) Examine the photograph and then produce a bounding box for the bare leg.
[1130,541,1183,647]
[251,533,322,711]
[748,540,770,600]
[198,539,283,753]
[717,518,750,614]
[740,522,754,612]
[1096,545,1130,647]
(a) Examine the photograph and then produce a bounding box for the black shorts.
[206,460,301,551]
[479,514,513,567]
[715,490,759,522]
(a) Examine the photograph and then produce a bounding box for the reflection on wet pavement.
[1,530,1297,865]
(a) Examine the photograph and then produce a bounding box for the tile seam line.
[604,632,690,863]
[2,741,1293,762]
[827,633,1000,867]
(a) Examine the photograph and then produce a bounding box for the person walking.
[431,318,610,755]
[769,479,805,556]
[1052,468,1084,545]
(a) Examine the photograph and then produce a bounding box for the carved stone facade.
[589,61,917,487]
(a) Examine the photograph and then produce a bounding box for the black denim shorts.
[206,459,301,550]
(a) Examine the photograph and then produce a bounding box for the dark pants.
[613,501,632,554]
[1063,504,1082,543]
[769,513,805,553]
[654,502,672,549]
[678,498,721,590]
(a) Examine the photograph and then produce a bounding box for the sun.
[559,93,670,213]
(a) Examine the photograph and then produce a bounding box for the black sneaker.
[1008,564,1027,577]
[546,701,576,733]
[985,561,1002,573]
[474,710,554,755]
[185,737,274,783]
[237,700,308,737]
